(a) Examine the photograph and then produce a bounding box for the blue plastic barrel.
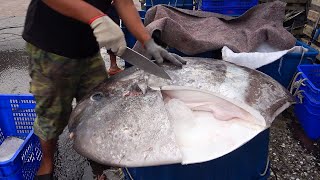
[257,41,318,89]
[124,129,270,180]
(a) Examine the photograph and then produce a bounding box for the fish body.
[69,58,293,167]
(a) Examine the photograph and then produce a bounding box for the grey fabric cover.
[133,1,296,57]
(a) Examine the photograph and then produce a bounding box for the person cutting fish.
[22,0,185,179]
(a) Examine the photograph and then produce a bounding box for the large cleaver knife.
[119,47,171,80]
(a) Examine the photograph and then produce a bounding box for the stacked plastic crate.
[199,0,258,16]
[293,65,320,140]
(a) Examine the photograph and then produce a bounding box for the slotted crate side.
[0,128,5,145]
[0,94,36,138]
[20,133,42,180]
[0,94,41,179]
[0,132,42,179]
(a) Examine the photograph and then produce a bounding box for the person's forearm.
[114,0,151,45]
[42,0,103,24]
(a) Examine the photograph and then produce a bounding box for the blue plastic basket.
[0,94,42,180]
[199,0,258,16]
[294,103,320,140]
[145,0,194,11]
[296,64,320,101]
[257,41,319,89]
[123,129,270,180]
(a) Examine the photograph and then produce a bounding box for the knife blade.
[119,47,171,80]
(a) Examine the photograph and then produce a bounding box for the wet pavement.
[0,51,30,94]
[0,35,123,180]
[0,14,123,180]
[0,16,30,94]
[269,108,320,180]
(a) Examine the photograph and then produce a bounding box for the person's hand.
[144,39,186,67]
[90,15,127,56]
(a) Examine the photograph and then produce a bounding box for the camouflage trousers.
[26,43,108,141]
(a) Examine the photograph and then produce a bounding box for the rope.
[277,57,283,76]
[125,167,134,180]
[289,72,303,94]
[288,71,307,104]
[260,156,270,177]
[292,82,306,97]
[298,50,306,67]
[286,47,308,89]
[296,90,305,104]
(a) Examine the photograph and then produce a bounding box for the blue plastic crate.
[296,64,320,101]
[200,7,252,16]
[199,0,258,16]
[294,103,320,140]
[0,94,42,180]
[145,0,194,11]
[123,129,270,180]
[257,41,319,89]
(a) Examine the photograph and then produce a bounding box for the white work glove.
[144,39,186,67]
[90,15,127,56]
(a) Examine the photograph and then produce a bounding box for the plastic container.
[296,91,320,115]
[0,94,42,180]
[294,103,320,140]
[199,0,258,16]
[296,64,320,101]
[257,41,319,89]
[124,129,270,180]
[145,0,194,11]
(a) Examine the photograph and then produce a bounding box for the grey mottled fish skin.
[69,69,182,167]
[68,57,294,167]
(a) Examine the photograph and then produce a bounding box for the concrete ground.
[0,1,319,180]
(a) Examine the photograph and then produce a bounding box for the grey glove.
[144,39,187,67]
[90,15,127,56]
